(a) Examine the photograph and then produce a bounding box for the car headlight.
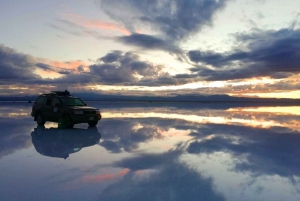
[96,110,101,115]
[74,110,84,115]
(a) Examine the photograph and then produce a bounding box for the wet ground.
[1,102,300,201]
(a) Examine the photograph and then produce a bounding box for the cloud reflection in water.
[1,103,300,201]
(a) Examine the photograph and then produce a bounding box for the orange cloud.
[48,60,87,70]
[34,58,89,78]
[82,168,130,183]
[65,13,131,35]
[135,170,142,175]
[38,58,88,71]
[35,69,62,79]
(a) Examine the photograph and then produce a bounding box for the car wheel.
[88,121,98,127]
[36,113,45,126]
[64,115,74,129]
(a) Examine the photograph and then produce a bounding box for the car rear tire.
[64,115,74,129]
[36,113,45,126]
[88,121,98,127]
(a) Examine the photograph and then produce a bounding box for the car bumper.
[71,115,102,123]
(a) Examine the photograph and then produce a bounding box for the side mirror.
[84,103,87,106]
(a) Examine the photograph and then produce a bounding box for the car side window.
[52,98,60,107]
[45,98,52,106]
[36,97,46,105]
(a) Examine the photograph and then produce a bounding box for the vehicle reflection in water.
[2,103,300,201]
[31,126,101,159]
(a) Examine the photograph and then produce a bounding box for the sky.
[0,0,300,98]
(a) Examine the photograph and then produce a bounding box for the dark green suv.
[31,91,101,128]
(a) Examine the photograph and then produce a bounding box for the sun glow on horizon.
[92,78,275,92]
[235,91,300,99]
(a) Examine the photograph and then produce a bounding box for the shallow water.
[1,102,300,201]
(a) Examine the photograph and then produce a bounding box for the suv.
[31,91,101,128]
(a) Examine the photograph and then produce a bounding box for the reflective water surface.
[1,102,300,201]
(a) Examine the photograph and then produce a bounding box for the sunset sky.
[1,0,300,98]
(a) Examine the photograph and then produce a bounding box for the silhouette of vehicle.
[31,90,101,128]
[31,126,101,159]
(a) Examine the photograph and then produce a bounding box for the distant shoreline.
[1,100,300,105]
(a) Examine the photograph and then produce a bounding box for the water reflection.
[99,151,225,201]
[187,123,300,178]
[99,119,164,153]
[1,103,300,201]
[31,126,101,159]
[0,106,35,158]
[102,106,300,131]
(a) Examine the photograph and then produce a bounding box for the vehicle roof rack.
[49,90,71,96]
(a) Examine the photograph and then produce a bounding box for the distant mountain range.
[0,92,300,104]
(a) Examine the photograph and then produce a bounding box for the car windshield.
[61,98,85,106]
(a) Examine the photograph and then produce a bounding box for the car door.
[43,97,53,121]
[51,98,63,122]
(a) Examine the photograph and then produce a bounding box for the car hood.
[65,106,98,110]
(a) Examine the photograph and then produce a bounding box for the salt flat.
[1,102,300,201]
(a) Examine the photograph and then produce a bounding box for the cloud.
[100,0,228,41]
[36,59,88,75]
[117,33,183,55]
[187,28,300,81]
[188,50,249,67]
[89,51,168,85]
[38,50,190,87]
[99,50,122,63]
[0,44,41,83]
[82,169,130,183]
[64,13,131,35]
[35,63,54,71]
[0,44,90,86]
[0,44,197,88]
[49,19,107,40]
[47,60,88,70]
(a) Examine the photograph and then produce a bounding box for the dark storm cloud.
[0,44,78,86]
[89,51,167,85]
[101,0,228,41]
[100,0,228,58]
[36,64,72,75]
[0,44,41,83]
[99,51,122,63]
[35,63,53,71]
[117,33,182,55]
[42,50,194,87]
[77,65,85,72]
[187,28,300,80]
[0,43,197,87]
[188,50,248,67]
[57,71,71,75]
